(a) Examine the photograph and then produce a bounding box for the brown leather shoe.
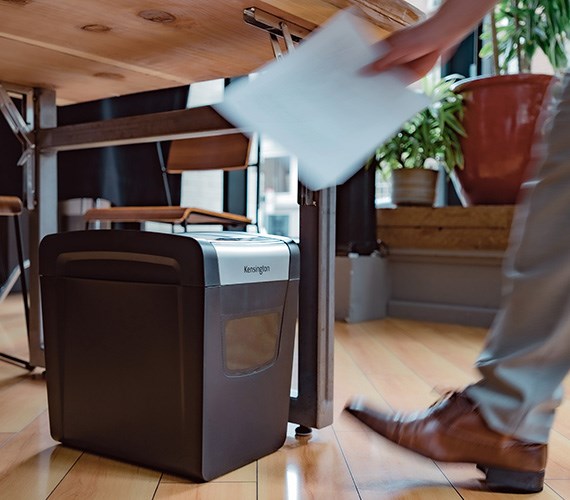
[344,391,547,494]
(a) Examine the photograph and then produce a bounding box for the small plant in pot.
[368,75,466,206]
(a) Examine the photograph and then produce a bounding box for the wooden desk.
[0,0,421,104]
[0,0,421,429]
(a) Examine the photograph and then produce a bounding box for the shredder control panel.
[186,232,294,285]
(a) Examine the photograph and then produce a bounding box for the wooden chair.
[0,195,32,369]
[84,133,253,229]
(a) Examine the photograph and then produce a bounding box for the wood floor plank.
[389,319,570,441]
[336,319,570,496]
[257,425,359,499]
[0,374,48,432]
[335,430,461,499]
[1,302,568,499]
[161,462,256,483]
[0,295,29,360]
[388,319,485,376]
[437,462,563,499]
[48,452,161,500]
[0,307,29,365]
[0,362,30,388]
[547,480,570,498]
[333,337,391,432]
[0,329,28,359]
[361,486,462,499]
[361,319,478,390]
[335,322,437,411]
[154,481,257,499]
[551,401,570,439]
[335,327,462,498]
[412,321,488,358]
[459,486,562,499]
[0,411,81,500]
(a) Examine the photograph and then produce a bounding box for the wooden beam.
[37,106,242,152]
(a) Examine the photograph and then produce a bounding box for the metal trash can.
[39,230,299,481]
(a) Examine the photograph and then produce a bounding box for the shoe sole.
[476,464,544,493]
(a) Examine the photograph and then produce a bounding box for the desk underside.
[0,0,421,104]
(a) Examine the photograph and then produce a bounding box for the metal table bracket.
[0,83,36,210]
[244,10,336,430]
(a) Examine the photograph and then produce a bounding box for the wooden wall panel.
[377,206,516,251]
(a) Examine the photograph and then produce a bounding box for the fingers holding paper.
[364,0,499,80]
[366,32,445,81]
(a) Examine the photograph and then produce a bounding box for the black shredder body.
[39,230,300,481]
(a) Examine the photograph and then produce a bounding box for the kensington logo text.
[244,265,271,275]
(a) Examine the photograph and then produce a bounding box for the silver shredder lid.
[184,232,294,285]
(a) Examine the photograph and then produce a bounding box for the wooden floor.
[1,294,569,499]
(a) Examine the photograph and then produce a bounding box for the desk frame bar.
[28,88,57,368]
[38,106,241,152]
[290,188,335,429]
[0,84,56,368]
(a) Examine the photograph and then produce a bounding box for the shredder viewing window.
[224,312,281,375]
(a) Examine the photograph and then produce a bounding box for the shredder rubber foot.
[295,425,312,437]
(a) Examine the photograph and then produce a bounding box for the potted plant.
[480,0,570,75]
[451,0,568,205]
[369,75,466,206]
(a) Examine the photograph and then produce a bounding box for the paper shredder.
[39,230,299,481]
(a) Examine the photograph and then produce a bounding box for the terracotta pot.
[391,168,438,206]
[453,74,553,205]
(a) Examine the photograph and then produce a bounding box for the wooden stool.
[0,196,32,370]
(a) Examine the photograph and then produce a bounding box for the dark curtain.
[57,85,189,206]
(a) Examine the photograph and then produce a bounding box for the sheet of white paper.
[215,9,430,191]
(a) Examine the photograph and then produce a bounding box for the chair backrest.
[166,133,251,174]
[0,196,23,217]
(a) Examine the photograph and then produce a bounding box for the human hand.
[363,0,497,82]
[364,21,457,81]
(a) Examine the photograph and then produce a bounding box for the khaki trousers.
[465,72,570,444]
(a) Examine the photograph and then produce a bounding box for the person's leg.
[465,72,570,444]
[344,73,570,493]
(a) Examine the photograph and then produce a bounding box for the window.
[266,214,290,236]
[263,156,291,194]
